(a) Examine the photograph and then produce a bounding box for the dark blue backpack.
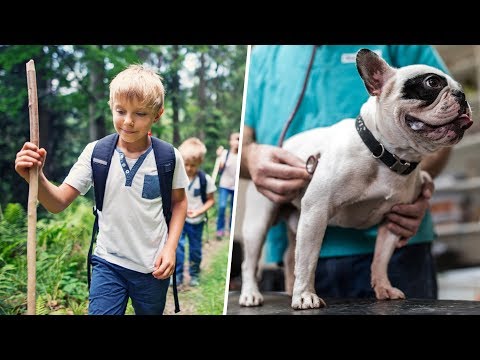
[89,133,180,313]
[196,170,208,222]
[197,170,207,204]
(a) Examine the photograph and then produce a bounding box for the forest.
[0,45,247,314]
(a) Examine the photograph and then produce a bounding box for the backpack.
[88,133,181,313]
[197,170,207,204]
[196,170,208,222]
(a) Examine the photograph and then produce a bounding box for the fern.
[0,198,93,314]
[35,296,49,315]
[67,299,87,315]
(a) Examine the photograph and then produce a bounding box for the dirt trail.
[164,237,229,315]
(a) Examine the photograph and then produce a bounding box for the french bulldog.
[239,48,473,309]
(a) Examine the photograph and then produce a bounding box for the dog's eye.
[425,76,442,88]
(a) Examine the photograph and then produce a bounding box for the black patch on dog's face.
[401,73,448,106]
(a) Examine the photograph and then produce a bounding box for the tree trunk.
[197,52,207,141]
[171,45,181,145]
[39,77,53,176]
[88,46,106,141]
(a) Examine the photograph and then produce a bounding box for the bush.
[0,197,93,314]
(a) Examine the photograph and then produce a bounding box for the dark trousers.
[175,222,204,284]
[314,243,438,299]
[89,255,169,315]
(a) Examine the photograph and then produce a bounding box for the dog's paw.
[374,285,405,300]
[291,292,326,310]
[239,291,264,307]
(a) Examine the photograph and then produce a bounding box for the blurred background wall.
[430,46,480,300]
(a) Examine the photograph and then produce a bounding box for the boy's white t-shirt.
[63,140,189,273]
[185,173,216,225]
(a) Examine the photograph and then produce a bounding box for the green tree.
[0,45,247,209]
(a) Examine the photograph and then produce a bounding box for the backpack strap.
[151,137,175,226]
[151,136,181,313]
[88,133,119,289]
[197,170,209,234]
[218,149,230,177]
[197,170,207,204]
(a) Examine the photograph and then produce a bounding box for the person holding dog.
[240,45,450,299]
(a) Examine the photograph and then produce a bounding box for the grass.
[195,240,230,314]
[160,238,230,315]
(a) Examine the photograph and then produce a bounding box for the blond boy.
[176,138,216,286]
[15,65,189,315]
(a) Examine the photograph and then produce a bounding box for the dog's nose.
[452,89,466,102]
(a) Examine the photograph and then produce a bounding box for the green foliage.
[0,197,93,314]
[195,241,229,315]
[67,299,88,315]
[2,203,26,225]
[0,204,28,281]
[1,45,247,210]
[36,295,49,315]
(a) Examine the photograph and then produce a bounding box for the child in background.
[216,132,239,240]
[176,137,216,286]
[14,64,189,315]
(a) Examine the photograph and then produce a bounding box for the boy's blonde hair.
[178,137,207,164]
[108,64,165,114]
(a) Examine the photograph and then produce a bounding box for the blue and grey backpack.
[89,133,180,313]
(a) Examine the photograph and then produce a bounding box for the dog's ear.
[356,49,395,97]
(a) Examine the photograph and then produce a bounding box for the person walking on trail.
[14,64,189,315]
[216,132,239,240]
[175,137,216,287]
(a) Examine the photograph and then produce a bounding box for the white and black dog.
[240,49,473,310]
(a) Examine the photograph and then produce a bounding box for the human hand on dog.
[386,178,434,247]
[247,143,312,203]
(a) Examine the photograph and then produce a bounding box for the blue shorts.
[89,255,170,315]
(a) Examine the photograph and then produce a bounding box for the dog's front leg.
[371,224,406,299]
[291,203,327,310]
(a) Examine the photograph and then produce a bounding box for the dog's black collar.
[355,115,419,175]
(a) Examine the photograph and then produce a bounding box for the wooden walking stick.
[26,60,39,315]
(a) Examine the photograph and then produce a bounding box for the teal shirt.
[245,45,448,261]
